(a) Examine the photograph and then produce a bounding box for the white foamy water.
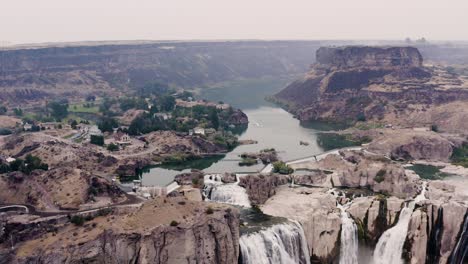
[203,174,251,207]
[240,221,311,264]
[373,182,427,264]
[338,202,359,264]
[328,189,359,264]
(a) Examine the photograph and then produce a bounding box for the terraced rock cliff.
[0,41,322,105]
[274,46,468,133]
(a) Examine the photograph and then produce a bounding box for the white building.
[23,123,32,131]
[193,127,205,136]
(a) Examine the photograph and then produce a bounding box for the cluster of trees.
[128,113,167,135]
[13,108,23,116]
[47,100,69,121]
[0,154,48,174]
[90,135,105,146]
[98,117,119,133]
[451,143,468,168]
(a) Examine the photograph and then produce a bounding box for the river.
[140,76,353,186]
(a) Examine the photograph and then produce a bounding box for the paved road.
[0,192,144,218]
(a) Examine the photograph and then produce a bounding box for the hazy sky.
[2,0,468,44]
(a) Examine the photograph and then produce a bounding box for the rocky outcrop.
[238,174,289,205]
[367,129,454,162]
[316,46,423,68]
[227,109,248,125]
[292,150,421,198]
[0,167,124,211]
[261,186,341,263]
[405,201,468,264]
[2,198,240,264]
[347,196,404,245]
[274,46,468,130]
[174,170,205,185]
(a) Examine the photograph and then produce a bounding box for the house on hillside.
[193,127,205,136]
[113,132,131,145]
[23,123,32,131]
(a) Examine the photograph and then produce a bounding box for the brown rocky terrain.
[0,129,232,211]
[1,197,240,264]
[289,150,420,198]
[365,128,457,162]
[274,46,468,133]
[0,167,123,211]
[238,174,289,205]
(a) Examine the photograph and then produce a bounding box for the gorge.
[1,41,468,264]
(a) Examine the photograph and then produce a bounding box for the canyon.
[1,42,468,264]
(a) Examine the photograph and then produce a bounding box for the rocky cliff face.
[289,150,421,199]
[0,41,321,105]
[274,46,468,132]
[2,198,240,264]
[366,129,455,162]
[261,186,341,263]
[316,46,423,68]
[238,174,289,205]
[405,201,468,264]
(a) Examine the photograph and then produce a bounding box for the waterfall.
[240,221,311,264]
[203,174,251,208]
[449,212,468,264]
[338,203,359,264]
[328,188,359,264]
[373,182,427,264]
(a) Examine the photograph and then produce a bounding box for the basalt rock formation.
[274,46,468,132]
[238,174,289,205]
[0,41,322,106]
[1,198,240,264]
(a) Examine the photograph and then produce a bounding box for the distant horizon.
[2,37,468,48]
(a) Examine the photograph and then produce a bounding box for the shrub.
[205,207,214,214]
[192,178,199,186]
[272,161,293,175]
[170,220,179,226]
[107,143,119,152]
[374,169,386,183]
[431,124,438,132]
[70,215,85,226]
[90,135,104,146]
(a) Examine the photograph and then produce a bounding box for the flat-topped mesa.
[316,46,423,68]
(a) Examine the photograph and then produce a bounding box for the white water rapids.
[240,221,311,264]
[372,182,427,264]
[203,174,251,207]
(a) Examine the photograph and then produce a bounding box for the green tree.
[107,143,119,151]
[98,117,119,133]
[70,120,78,129]
[209,108,220,129]
[13,108,23,116]
[90,135,105,146]
[159,95,176,112]
[0,105,7,115]
[47,101,69,121]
